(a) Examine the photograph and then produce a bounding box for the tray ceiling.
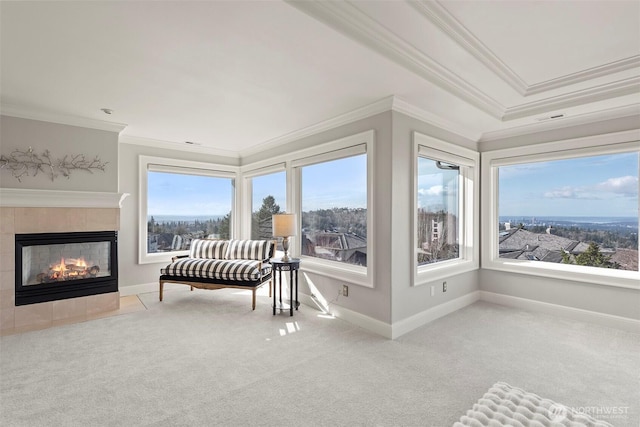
[1,0,638,155]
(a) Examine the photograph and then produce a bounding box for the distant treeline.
[148,216,230,239]
[302,207,367,237]
[149,206,369,240]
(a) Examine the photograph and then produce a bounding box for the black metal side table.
[270,258,300,316]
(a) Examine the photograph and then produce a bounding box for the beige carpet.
[1,286,638,426]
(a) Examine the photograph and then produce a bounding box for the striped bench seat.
[159,239,275,310]
[160,258,272,282]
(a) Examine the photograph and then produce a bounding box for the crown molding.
[240,96,396,158]
[412,1,640,98]
[503,77,640,121]
[240,95,481,159]
[285,0,504,119]
[480,103,640,142]
[525,55,640,95]
[410,0,528,96]
[390,97,480,141]
[0,103,127,134]
[119,135,240,159]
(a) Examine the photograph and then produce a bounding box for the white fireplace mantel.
[0,188,129,208]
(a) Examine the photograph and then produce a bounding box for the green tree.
[562,242,620,269]
[219,212,231,240]
[252,195,281,239]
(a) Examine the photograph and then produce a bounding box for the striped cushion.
[225,239,270,261]
[161,258,271,282]
[189,239,228,259]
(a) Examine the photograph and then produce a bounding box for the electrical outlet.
[342,285,349,297]
[430,285,435,297]
[443,281,447,292]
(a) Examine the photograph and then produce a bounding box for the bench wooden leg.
[252,289,256,310]
[269,279,272,298]
[190,286,194,291]
[159,281,164,301]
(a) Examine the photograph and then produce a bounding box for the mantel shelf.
[0,188,129,208]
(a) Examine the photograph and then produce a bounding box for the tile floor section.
[0,295,147,336]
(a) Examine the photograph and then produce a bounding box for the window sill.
[299,256,373,288]
[483,259,640,290]
[414,259,478,286]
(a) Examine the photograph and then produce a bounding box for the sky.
[417,157,459,213]
[252,155,367,212]
[148,154,367,217]
[499,152,639,218]
[148,171,233,217]
[148,151,639,219]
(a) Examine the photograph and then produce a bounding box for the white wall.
[390,111,480,325]
[480,269,640,320]
[0,116,119,192]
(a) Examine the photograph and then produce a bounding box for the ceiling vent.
[535,113,565,122]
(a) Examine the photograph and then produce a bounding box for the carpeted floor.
[1,286,638,426]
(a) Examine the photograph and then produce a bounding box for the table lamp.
[272,213,297,262]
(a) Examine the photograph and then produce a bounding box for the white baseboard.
[300,290,480,340]
[299,293,393,338]
[391,291,481,339]
[480,291,640,333]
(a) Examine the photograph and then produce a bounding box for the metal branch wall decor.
[0,147,108,182]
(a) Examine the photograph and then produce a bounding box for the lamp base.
[281,237,291,262]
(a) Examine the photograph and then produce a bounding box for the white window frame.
[138,155,238,264]
[481,130,640,289]
[292,130,375,288]
[240,162,287,240]
[413,132,479,286]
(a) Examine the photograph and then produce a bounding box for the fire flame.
[51,258,67,273]
[50,257,89,272]
[40,257,99,283]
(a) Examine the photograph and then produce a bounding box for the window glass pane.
[147,171,233,253]
[301,154,367,266]
[416,157,460,265]
[498,152,639,271]
[251,171,286,240]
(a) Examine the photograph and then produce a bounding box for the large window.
[498,153,638,272]
[300,153,367,267]
[482,132,640,288]
[139,156,236,264]
[416,157,460,265]
[250,170,286,240]
[291,131,374,286]
[414,133,479,285]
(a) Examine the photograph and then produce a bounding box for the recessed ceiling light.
[100,108,113,115]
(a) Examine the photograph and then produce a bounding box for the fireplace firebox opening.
[15,231,118,306]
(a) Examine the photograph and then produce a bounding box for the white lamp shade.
[272,213,297,237]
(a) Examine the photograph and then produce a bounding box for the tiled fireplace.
[15,230,118,306]
[0,189,127,335]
